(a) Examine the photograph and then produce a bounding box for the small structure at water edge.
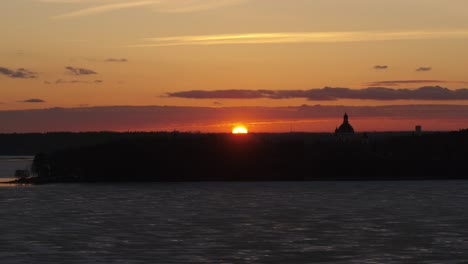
[14,169,30,179]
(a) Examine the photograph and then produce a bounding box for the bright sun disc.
[232,126,248,134]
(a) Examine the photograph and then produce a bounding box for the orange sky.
[1,0,468,132]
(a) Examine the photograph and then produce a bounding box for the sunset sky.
[2,0,468,132]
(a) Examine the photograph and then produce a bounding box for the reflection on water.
[1,181,468,263]
[0,178,15,186]
[0,178,32,188]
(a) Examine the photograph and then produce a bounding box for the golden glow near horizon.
[232,126,248,134]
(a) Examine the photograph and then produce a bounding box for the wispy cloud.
[50,79,103,84]
[51,1,153,19]
[43,0,248,19]
[39,0,104,3]
[416,67,432,72]
[129,31,468,47]
[105,58,128,62]
[153,0,248,13]
[167,86,468,101]
[0,67,37,79]
[65,66,97,75]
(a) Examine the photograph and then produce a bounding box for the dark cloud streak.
[19,99,46,103]
[0,67,37,78]
[167,86,468,101]
[65,66,97,75]
[374,65,388,70]
[416,67,432,72]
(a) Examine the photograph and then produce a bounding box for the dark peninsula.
[11,128,468,184]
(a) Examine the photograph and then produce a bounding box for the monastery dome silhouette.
[335,113,355,134]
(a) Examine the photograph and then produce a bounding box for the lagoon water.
[1,158,468,263]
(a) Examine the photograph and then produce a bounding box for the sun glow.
[232,125,248,134]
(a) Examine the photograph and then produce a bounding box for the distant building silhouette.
[415,125,422,135]
[335,113,355,134]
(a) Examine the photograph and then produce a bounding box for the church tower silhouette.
[335,113,355,134]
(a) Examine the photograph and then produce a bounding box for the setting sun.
[232,126,249,134]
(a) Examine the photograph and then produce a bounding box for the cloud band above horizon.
[167,86,468,101]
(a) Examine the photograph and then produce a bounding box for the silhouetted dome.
[338,122,354,133]
[335,113,355,134]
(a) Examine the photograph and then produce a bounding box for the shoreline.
[0,178,34,186]
[5,176,468,185]
[9,130,468,184]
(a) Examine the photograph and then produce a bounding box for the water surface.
[1,181,468,263]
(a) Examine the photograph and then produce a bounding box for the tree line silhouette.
[13,129,468,183]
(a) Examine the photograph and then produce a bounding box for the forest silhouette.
[6,129,468,184]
